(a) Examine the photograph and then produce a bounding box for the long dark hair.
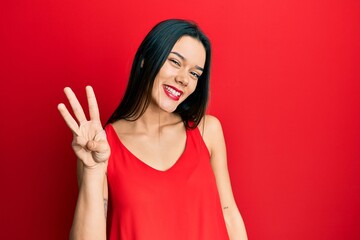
[106,19,211,129]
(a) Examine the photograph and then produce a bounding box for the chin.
[162,106,178,113]
[160,102,179,113]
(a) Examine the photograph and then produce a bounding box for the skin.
[58,36,248,240]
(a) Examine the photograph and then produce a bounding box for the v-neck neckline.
[108,124,188,173]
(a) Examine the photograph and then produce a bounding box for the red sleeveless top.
[105,124,229,240]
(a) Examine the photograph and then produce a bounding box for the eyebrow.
[170,51,204,71]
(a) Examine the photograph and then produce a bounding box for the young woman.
[58,19,248,240]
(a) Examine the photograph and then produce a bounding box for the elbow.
[223,209,248,240]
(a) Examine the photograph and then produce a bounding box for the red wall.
[1,0,359,239]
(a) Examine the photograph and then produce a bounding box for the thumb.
[86,140,110,162]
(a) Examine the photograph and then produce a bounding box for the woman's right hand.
[57,86,110,170]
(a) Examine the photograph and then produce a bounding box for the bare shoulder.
[198,114,223,136]
[110,119,132,135]
[198,115,225,156]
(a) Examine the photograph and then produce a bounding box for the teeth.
[165,86,181,97]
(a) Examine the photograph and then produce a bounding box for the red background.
[1,0,360,239]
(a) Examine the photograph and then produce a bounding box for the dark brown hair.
[106,19,212,129]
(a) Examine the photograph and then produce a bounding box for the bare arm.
[200,115,248,240]
[75,158,109,218]
[70,166,108,240]
[58,86,110,240]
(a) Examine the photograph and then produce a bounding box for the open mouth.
[163,85,183,101]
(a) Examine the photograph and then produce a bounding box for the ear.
[140,59,144,68]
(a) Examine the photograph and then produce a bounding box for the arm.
[200,115,248,240]
[76,158,109,218]
[70,164,108,240]
[58,86,110,240]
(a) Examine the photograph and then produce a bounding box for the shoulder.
[109,119,132,134]
[197,115,225,156]
[198,114,223,136]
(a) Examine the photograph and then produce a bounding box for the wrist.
[82,162,107,182]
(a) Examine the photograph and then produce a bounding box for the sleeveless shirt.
[105,124,229,240]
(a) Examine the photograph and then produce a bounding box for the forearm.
[224,207,248,240]
[70,167,107,240]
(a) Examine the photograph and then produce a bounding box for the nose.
[175,70,189,86]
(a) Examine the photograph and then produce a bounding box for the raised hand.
[58,86,110,169]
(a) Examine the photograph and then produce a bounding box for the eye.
[169,59,181,67]
[190,72,201,79]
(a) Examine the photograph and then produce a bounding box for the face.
[151,36,206,113]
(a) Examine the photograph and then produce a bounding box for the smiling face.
[151,36,206,113]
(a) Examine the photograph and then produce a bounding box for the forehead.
[171,36,206,68]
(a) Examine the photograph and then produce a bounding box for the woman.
[58,19,248,240]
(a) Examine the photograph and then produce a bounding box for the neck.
[133,103,182,133]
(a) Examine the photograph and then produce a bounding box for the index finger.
[57,103,80,135]
[86,86,100,121]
